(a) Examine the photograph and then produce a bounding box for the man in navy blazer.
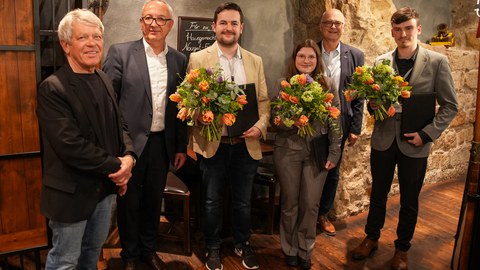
[317,8,365,236]
[351,7,458,270]
[103,1,187,269]
[37,9,135,269]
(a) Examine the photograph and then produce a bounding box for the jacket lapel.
[133,39,153,105]
[408,46,427,87]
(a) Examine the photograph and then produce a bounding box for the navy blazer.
[103,39,188,162]
[37,63,135,223]
[318,41,365,140]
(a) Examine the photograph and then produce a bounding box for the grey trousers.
[274,145,328,260]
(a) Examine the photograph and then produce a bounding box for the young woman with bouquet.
[270,39,342,269]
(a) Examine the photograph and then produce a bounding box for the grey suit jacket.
[371,45,458,158]
[103,39,188,162]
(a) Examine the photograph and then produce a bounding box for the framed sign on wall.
[177,16,215,60]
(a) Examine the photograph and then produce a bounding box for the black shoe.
[142,254,167,270]
[298,257,311,270]
[234,241,259,269]
[205,249,223,270]
[284,255,298,266]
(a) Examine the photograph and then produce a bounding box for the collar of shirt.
[217,46,246,85]
[143,38,169,57]
[321,42,341,86]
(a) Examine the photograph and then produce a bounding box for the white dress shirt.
[143,38,168,132]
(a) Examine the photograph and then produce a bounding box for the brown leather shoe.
[124,261,136,270]
[351,237,378,260]
[391,249,408,270]
[318,215,336,236]
[142,253,168,270]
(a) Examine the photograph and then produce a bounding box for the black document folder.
[312,134,329,170]
[401,92,436,140]
[227,83,259,137]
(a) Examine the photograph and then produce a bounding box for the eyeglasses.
[321,21,344,27]
[141,16,172,26]
[296,54,316,61]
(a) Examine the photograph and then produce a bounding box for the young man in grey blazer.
[351,7,458,270]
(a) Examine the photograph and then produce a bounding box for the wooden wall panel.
[0,159,30,233]
[0,1,17,45]
[15,0,34,45]
[18,52,40,152]
[0,0,48,255]
[0,52,25,155]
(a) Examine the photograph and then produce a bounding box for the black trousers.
[366,140,427,251]
[117,132,169,260]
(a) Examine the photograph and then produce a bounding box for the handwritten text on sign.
[177,17,217,59]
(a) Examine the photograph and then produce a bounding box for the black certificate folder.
[400,92,436,140]
[227,83,259,137]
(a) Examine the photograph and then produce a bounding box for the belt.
[220,136,245,145]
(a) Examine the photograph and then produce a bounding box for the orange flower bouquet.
[271,74,340,137]
[344,59,412,121]
[169,64,247,141]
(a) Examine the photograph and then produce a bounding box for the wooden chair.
[254,163,278,235]
[160,172,191,255]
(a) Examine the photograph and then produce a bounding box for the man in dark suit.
[351,7,458,270]
[103,1,187,269]
[37,9,135,270]
[317,8,365,236]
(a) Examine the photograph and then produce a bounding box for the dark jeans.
[199,142,259,249]
[318,140,345,216]
[117,132,169,260]
[366,140,427,251]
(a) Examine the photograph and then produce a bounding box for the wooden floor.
[1,177,465,270]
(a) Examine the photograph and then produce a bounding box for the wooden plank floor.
[1,177,465,270]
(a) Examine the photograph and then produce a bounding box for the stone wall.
[291,0,478,219]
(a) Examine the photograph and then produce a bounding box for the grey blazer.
[370,45,458,158]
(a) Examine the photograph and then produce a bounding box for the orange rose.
[177,107,188,121]
[273,116,282,126]
[280,80,291,89]
[344,90,356,102]
[222,113,236,126]
[187,69,200,83]
[201,96,211,104]
[202,110,214,123]
[169,93,182,103]
[280,91,290,101]
[289,96,299,104]
[298,115,309,126]
[198,80,209,91]
[297,74,307,85]
[324,93,334,103]
[237,94,248,105]
[328,107,340,119]
[366,77,374,85]
[402,81,409,86]
[355,66,363,74]
[401,90,411,99]
[372,84,381,91]
[387,105,396,117]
